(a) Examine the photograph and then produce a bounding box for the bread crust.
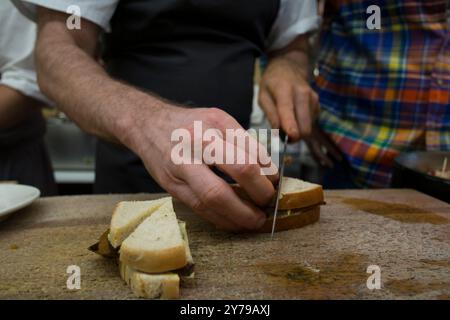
[120,244,187,274]
[278,185,324,210]
[231,182,324,211]
[108,202,124,247]
[257,206,320,233]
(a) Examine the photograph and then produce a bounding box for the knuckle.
[242,214,265,231]
[264,77,277,88]
[296,86,310,96]
[235,164,259,179]
[191,197,208,213]
[204,108,227,126]
[199,183,225,207]
[156,168,181,191]
[257,93,265,106]
[252,189,275,209]
[262,187,276,205]
[278,82,292,94]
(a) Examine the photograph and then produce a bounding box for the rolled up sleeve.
[267,0,322,51]
[0,2,49,104]
[1,65,50,104]
[12,0,119,32]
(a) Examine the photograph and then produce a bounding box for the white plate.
[0,184,40,222]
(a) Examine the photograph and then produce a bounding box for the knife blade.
[270,132,289,239]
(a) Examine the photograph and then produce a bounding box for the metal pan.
[391,151,450,203]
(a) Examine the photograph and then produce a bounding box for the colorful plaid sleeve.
[312,0,450,188]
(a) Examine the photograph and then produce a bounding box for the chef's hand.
[34,8,275,232]
[304,124,343,168]
[259,35,319,142]
[127,105,277,232]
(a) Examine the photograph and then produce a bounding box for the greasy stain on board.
[258,253,368,299]
[259,253,450,299]
[385,278,449,296]
[342,198,449,225]
[420,259,450,268]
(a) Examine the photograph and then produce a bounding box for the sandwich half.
[119,262,180,299]
[258,205,320,233]
[118,220,194,299]
[119,200,189,273]
[277,177,324,210]
[232,176,323,233]
[108,197,172,248]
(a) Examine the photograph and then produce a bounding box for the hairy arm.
[35,8,166,148]
[35,8,276,231]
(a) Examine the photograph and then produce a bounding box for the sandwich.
[108,197,172,248]
[276,177,324,210]
[119,200,188,273]
[233,177,324,233]
[105,197,194,299]
[118,220,194,299]
[119,263,180,299]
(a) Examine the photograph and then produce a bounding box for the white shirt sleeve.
[267,0,322,51]
[12,0,119,32]
[12,0,320,51]
[0,1,49,104]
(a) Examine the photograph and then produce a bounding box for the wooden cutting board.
[0,189,449,299]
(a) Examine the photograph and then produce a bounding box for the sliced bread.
[232,177,324,210]
[278,177,324,210]
[178,220,194,267]
[108,197,172,248]
[119,262,180,299]
[257,205,320,233]
[119,201,188,273]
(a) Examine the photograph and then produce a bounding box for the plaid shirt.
[312,0,450,187]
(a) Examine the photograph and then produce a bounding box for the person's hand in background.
[259,34,343,168]
[259,34,320,142]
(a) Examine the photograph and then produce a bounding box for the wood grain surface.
[0,189,449,300]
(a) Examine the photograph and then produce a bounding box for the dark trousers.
[0,112,57,196]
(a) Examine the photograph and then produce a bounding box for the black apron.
[95,0,280,193]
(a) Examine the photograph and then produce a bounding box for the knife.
[270,131,289,239]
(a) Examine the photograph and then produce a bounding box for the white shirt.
[0,1,48,103]
[12,0,321,51]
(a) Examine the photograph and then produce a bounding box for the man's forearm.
[0,85,41,130]
[35,11,168,153]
